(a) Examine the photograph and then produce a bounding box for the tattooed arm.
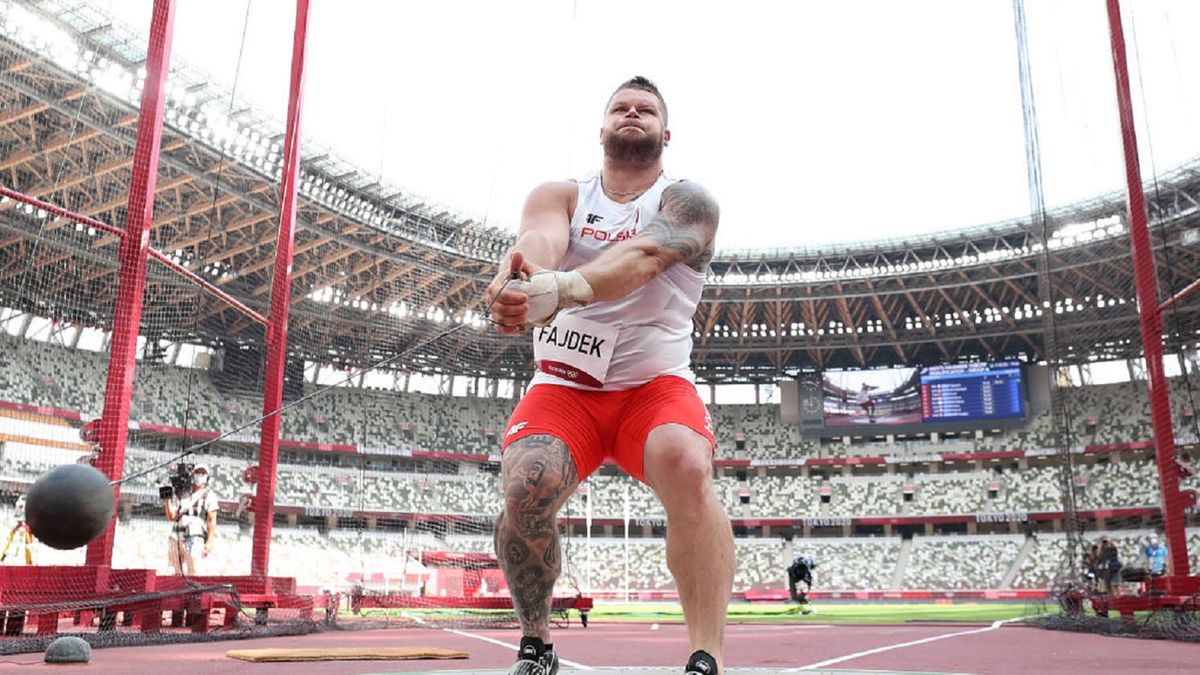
[574,181,718,302]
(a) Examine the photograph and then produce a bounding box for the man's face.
[600,88,669,164]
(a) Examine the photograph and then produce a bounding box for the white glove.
[508,270,594,327]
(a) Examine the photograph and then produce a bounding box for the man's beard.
[603,127,664,165]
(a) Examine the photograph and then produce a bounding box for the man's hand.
[504,270,594,328]
[487,254,594,332]
[203,541,212,557]
[487,251,539,335]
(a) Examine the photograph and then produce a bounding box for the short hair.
[608,76,668,123]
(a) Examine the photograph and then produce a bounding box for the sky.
[98,0,1200,253]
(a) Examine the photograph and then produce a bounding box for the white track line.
[442,628,596,671]
[729,624,833,631]
[783,617,1024,672]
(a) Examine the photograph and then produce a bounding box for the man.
[164,464,218,576]
[787,554,817,607]
[1,496,34,565]
[857,383,876,423]
[1097,538,1121,593]
[487,76,730,675]
[1143,533,1167,577]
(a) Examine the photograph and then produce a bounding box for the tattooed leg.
[494,434,579,641]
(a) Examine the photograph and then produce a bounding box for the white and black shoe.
[509,637,559,675]
[685,649,719,675]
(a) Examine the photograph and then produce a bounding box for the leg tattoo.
[494,435,578,639]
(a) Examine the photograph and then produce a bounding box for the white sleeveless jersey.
[528,172,706,391]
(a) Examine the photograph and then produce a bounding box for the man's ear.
[663,129,671,147]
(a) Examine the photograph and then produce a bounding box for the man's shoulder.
[662,179,715,199]
[531,179,579,197]
[526,180,578,215]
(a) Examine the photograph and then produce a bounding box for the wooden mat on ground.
[226,647,468,662]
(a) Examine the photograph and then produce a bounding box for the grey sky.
[104,0,1200,252]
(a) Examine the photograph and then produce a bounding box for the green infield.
[340,602,1049,625]
[587,601,1045,624]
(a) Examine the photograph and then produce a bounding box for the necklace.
[601,171,662,198]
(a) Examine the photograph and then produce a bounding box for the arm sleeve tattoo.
[638,181,720,273]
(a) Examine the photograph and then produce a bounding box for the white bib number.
[532,314,618,388]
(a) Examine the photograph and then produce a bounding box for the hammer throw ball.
[25,464,115,550]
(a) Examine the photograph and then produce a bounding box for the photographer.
[1097,538,1121,593]
[787,555,818,612]
[163,464,218,576]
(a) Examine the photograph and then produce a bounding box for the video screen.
[821,362,1027,428]
[822,367,923,427]
[920,361,1025,423]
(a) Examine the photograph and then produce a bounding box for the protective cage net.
[0,0,598,652]
[4,0,1200,658]
[1008,0,1200,639]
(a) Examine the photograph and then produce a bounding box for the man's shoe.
[685,649,719,675]
[509,637,559,675]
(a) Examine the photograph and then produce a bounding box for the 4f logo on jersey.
[586,213,604,224]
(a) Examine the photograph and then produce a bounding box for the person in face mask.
[1,496,34,565]
[163,464,219,575]
[1143,533,1168,577]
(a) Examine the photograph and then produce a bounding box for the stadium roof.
[1,1,1199,384]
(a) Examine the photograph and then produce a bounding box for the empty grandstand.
[0,0,1198,645]
[0,333,1196,597]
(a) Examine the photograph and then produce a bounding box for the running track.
[1,621,1197,673]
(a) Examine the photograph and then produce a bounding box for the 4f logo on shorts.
[506,421,529,437]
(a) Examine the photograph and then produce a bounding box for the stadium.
[1,0,1199,673]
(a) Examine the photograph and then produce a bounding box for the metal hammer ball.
[25,464,115,550]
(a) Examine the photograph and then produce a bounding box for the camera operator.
[1,496,34,565]
[163,464,218,576]
[787,554,818,613]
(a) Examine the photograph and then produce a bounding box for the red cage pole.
[251,0,310,578]
[0,186,125,237]
[85,0,176,568]
[0,185,266,325]
[1105,0,1190,576]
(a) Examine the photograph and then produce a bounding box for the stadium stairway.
[1000,537,1036,589]
[890,539,912,590]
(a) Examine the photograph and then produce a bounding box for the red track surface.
[2,621,1198,673]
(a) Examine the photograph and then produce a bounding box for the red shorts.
[501,375,715,483]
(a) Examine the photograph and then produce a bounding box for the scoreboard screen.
[920,361,1025,423]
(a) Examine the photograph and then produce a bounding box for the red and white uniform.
[528,171,705,392]
[504,172,714,483]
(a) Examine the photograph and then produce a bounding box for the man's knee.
[499,434,577,533]
[645,424,714,501]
